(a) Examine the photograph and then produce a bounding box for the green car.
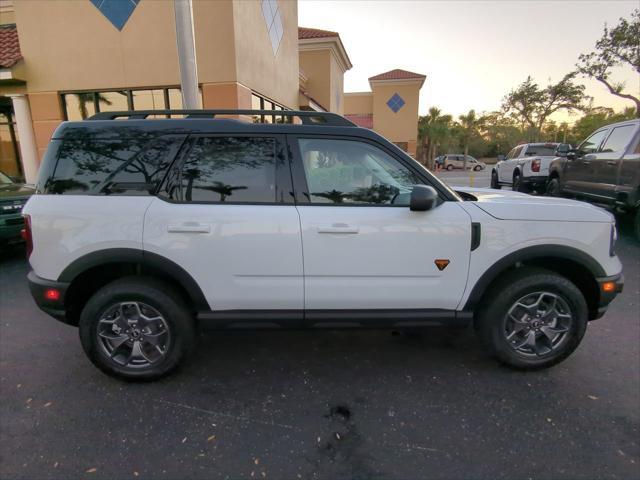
[0,171,34,249]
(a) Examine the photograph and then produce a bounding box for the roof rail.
[88,109,356,127]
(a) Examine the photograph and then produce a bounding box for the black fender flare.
[58,248,209,310]
[463,244,606,310]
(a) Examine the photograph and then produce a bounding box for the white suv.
[23,110,623,380]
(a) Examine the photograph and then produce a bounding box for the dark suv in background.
[547,119,640,239]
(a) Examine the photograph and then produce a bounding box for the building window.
[261,0,283,55]
[61,87,199,120]
[250,92,290,124]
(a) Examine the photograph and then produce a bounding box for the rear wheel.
[475,268,588,370]
[474,165,482,171]
[446,164,454,171]
[79,277,196,381]
[513,171,528,193]
[490,170,501,189]
[546,177,561,197]
[634,208,640,242]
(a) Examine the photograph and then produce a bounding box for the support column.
[8,94,39,184]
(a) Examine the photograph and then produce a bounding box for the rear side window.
[178,137,276,203]
[601,125,636,153]
[46,135,184,195]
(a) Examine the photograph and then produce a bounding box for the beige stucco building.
[0,0,424,182]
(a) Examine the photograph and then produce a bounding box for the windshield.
[0,172,14,185]
[525,145,557,157]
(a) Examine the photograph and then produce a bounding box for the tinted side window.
[578,129,608,154]
[298,138,422,205]
[179,137,276,203]
[601,125,636,153]
[47,135,184,195]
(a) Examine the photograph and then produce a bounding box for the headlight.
[609,223,617,257]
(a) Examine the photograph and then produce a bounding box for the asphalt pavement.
[0,199,638,480]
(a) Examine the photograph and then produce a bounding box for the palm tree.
[75,92,116,119]
[418,107,453,170]
[457,110,481,170]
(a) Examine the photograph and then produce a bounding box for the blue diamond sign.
[386,93,405,113]
[90,0,140,31]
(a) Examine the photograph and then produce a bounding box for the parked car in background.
[442,154,486,171]
[491,143,570,192]
[0,171,33,251]
[547,119,640,240]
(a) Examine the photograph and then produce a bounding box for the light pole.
[174,0,200,109]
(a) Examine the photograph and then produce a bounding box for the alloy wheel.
[96,301,171,368]
[503,291,572,357]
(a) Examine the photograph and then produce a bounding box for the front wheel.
[79,277,196,381]
[490,171,501,189]
[446,164,454,171]
[474,165,482,171]
[634,208,640,242]
[475,268,588,370]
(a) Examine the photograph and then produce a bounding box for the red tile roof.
[345,114,373,129]
[298,27,339,40]
[0,24,22,68]
[369,69,426,81]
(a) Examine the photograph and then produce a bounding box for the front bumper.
[27,271,71,324]
[593,273,624,319]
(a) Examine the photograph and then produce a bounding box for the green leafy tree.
[576,9,640,116]
[502,75,588,141]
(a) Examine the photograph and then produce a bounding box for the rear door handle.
[167,222,211,233]
[317,223,359,234]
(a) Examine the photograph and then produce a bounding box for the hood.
[0,183,35,199]
[456,187,613,223]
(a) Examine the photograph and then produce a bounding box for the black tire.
[474,165,482,171]
[79,277,196,381]
[546,177,561,197]
[475,267,588,370]
[635,208,640,242]
[446,164,454,171]
[490,170,501,189]
[512,171,528,193]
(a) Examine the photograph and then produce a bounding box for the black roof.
[52,110,388,144]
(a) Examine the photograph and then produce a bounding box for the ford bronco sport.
[24,110,623,380]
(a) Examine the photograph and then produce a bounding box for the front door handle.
[317,223,359,234]
[167,222,211,233]
[606,160,617,166]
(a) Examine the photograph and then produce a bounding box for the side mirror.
[566,149,578,161]
[410,185,438,211]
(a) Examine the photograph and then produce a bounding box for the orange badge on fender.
[434,259,450,271]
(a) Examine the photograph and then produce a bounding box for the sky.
[298,0,639,121]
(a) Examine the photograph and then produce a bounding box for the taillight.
[21,214,33,258]
[531,159,541,172]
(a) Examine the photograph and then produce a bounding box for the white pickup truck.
[491,143,568,192]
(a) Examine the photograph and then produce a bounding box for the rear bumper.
[521,175,548,187]
[593,273,624,319]
[27,271,71,324]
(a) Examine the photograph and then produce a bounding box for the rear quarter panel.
[23,195,153,281]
